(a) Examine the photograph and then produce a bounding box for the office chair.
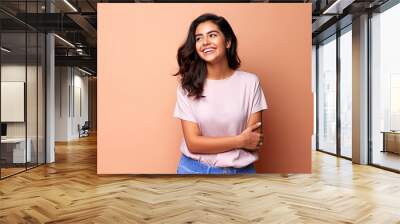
[79,121,90,138]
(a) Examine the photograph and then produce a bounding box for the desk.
[1,138,31,163]
[382,131,400,154]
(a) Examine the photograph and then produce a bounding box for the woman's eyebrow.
[195,30,220,37]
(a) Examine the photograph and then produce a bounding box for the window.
[371,2,400,171]
[317,35,337,154]
[340,27,352,158]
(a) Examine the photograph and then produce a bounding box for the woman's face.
[195,21,231,64]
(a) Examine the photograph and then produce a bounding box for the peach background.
[98,3,312,174]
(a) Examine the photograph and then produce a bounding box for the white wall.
[55,67,70,141]
[1,65,26,132]
[1,65,39,138]
[72,73,89,138]
[55,67,89,141]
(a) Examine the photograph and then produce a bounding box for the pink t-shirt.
[173,70,268,168]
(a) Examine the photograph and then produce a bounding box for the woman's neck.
[206,60,234,80]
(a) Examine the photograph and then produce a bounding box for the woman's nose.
[202,37,210,45]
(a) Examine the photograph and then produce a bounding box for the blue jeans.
[177,154,256,174]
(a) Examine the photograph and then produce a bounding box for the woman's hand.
[238,122,263,151]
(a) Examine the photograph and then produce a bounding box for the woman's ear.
[226,40,231,49]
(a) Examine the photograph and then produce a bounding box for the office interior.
[0,0,97,179]
[313,0,400,172]
[0,0,399,222]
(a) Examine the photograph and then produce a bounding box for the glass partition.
[1,31,28,177]
[0,1,46,179]
[317,35,337,154]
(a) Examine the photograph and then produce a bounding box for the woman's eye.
[210,34,217,38]
[195,37,201,42]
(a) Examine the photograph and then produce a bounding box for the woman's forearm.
[187,135,243,154]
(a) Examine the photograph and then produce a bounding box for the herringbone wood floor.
[0,134,400,224]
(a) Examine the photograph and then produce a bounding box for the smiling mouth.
[202,48,216,55]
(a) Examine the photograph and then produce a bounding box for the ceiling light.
[322,0,355,15]
[1,47,11,53]
[63,0,78,12]
[78,67,93,76]
[54,34,75,48]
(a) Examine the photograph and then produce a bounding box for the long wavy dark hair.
[173,13,241,100]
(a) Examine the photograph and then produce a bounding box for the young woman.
[173,13,268,174]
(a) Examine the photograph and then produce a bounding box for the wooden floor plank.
[0,134,400,223]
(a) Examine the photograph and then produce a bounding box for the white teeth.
[203,48,215,53]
